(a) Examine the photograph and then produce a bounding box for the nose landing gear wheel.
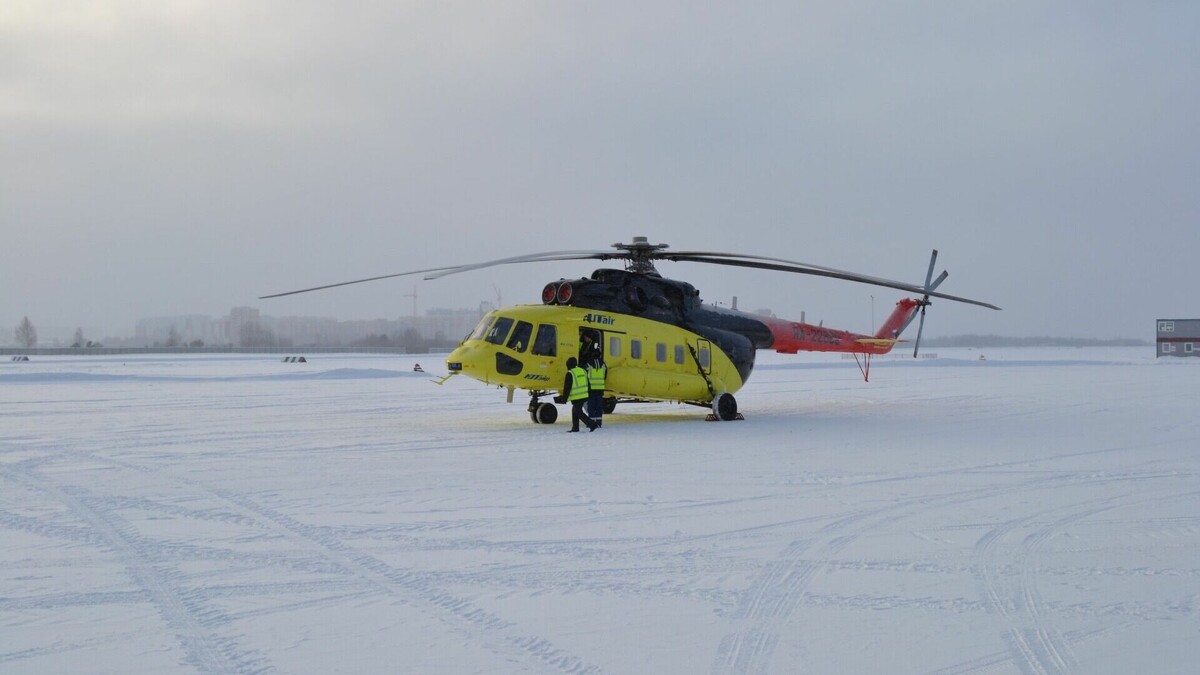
[532,402,558,425]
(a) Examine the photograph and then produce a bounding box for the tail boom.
[762,298,921,355]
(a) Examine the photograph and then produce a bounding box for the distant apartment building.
[425,307,491,342]
[273,315,341,346]
[1157,319,1200,357]
[133,305,491,348]
[136,314,227,346]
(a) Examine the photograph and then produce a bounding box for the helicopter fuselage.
[448,304,745,404]
[445,268,920,407]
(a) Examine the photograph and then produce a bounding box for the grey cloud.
[3,2,1197,340]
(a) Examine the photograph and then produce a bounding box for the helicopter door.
[579,328,603,363]
[696,338,712,375]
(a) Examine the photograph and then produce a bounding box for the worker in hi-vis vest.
[586,355,607,428]
[555,357,597,432]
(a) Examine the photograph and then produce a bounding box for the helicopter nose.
[446,344,473,373]
[446,342,490,376]
[447,343,526,381]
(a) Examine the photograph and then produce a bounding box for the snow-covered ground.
[2,348,1197,674]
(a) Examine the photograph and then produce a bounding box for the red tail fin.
[876,298,922,342]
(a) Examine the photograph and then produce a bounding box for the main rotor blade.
[667,254,1001,310]
[422,250,615,280]
[259,265,462,299]
[668,250,972,302]
[666,250,860,276]
[260,239,1000,311]
[261,249,616,299]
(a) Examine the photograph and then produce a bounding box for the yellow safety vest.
[587,363,606,390]
[568,367,590,401]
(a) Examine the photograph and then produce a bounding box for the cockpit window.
[469,316,493,341]
[485,317,515,345]
[531,324,557,356]
[507,320,533,353]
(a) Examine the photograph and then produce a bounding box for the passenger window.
[485,317,514,345]
[507,321,533,353]
[656,342,667,362]
[674,345,685,364]
[469,316,493,341]
[608,336,621,358]
[531,324,557,356]
[699,347,710,369]
[631,339,642,359]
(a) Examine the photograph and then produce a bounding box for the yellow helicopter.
[262,237,999,423]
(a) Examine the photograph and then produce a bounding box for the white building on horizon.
[132,304,489,347]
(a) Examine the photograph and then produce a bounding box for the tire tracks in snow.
[707,467,1154,675]
[927,625,1125,675]
[5,453,602,675]
[971,503,1111,675]
[710,492,956,675]
[964,487,1200,675]
[0,461,269,675]
[206,487,601,675]
[80,451,600,675]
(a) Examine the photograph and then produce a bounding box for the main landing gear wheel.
[712,393,739,421]
[603,397,617,415]
[530,402,558,425]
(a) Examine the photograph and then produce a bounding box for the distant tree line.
[924,334,1147,348]
[137,325,456,351]
[15,316,37,348]
[349,328,438,352]
[71,327,103,348]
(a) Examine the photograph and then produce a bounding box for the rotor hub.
[612,236,669,275]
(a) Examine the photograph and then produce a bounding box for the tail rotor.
[904,250,949,357]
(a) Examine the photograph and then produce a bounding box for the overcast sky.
[3,2,1197,342]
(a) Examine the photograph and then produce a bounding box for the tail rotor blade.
[912,250,942,357]
[913,306,927,358]
[929,269,948,293]
[923,249,939,290]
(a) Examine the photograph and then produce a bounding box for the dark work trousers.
[587,391,605,427]
[570,399,597,431]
